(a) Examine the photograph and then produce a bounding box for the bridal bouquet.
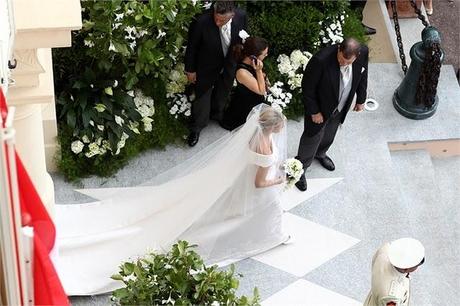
[283,158,304,189]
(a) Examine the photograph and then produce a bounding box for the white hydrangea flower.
[128,121,140,134]
[71,140,84,154]
[82,135,90,143]
[85,142,101,158]
[115,115,124,126]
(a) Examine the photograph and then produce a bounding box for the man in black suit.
[295,38,368,191]
[184,0,247,147]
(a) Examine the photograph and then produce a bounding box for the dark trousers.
[190,74,231,133]
[296,110,343,171]
[349,0,367,10]
[350,0,367,19]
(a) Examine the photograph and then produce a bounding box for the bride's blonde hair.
[258,107,285,130]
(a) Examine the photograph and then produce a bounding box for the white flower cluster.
[166,63,188,95]
[132,90,155,132]
[71,136,111,158]
[71,89,155,158]
[277,50,312,90]
[318,14,346,46]
[167,93,192,119]
[266,81,292,111]
[283,158,304,189]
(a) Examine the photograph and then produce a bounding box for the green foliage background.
[54,0,366,180]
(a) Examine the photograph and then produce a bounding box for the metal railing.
[0,107,34,305]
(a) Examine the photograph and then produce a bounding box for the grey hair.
[214,0,235,15]
[339,38,361,59]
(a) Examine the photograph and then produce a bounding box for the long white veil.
[55,103,288,295]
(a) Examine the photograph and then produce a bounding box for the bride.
[55,104,289,295]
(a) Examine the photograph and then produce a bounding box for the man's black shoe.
[295,175,307,192]
[210,113,223,122]
[363,24,376,35]
[187,132,200,147]
[315,155,335,171]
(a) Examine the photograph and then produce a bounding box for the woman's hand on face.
[252,58,264,71]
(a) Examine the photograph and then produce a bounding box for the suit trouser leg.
[211,74,232,121]
[190,87,213,133]
[316,112,342,158]
[296,122,326,170]
[296,112,342,170]
[212,60,236,120]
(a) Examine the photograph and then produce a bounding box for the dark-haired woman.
[221,37,269,130]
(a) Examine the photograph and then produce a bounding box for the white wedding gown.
[55,104,287,295]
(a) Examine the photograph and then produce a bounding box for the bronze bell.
[393,26,445,119]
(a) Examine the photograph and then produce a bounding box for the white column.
[13,103,55,216]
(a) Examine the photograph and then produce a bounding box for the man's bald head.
[339,38,361,60]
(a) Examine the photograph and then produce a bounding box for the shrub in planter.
[111,240,260,306]
[53,0,203,180]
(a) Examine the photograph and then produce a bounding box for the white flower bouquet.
[283,158,304,189]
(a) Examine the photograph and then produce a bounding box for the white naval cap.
[388,238,425,269]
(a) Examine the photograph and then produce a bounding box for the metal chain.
[416,43,442,107]
[391,0,431,75]
[390,0,408,74]
[409,0,430,27]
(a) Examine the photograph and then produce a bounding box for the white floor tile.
[252,213,360,277]
[281,178,343,211]
[262,279,362,306]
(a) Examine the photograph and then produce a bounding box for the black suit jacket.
[184,8,248,98]
[302,44,369,136]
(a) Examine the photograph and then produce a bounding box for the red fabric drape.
[1,89,69,305]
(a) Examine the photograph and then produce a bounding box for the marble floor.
[63,63,460,306]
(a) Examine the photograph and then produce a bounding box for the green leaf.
[122,262,135,275]
[82,110,92,128]
[72,80,86,89]
[104,87,113,96]
[66,109,76,128]
[112,41,130,57]
[110,274,124,281]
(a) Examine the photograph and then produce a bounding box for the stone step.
[389,149,458,305]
